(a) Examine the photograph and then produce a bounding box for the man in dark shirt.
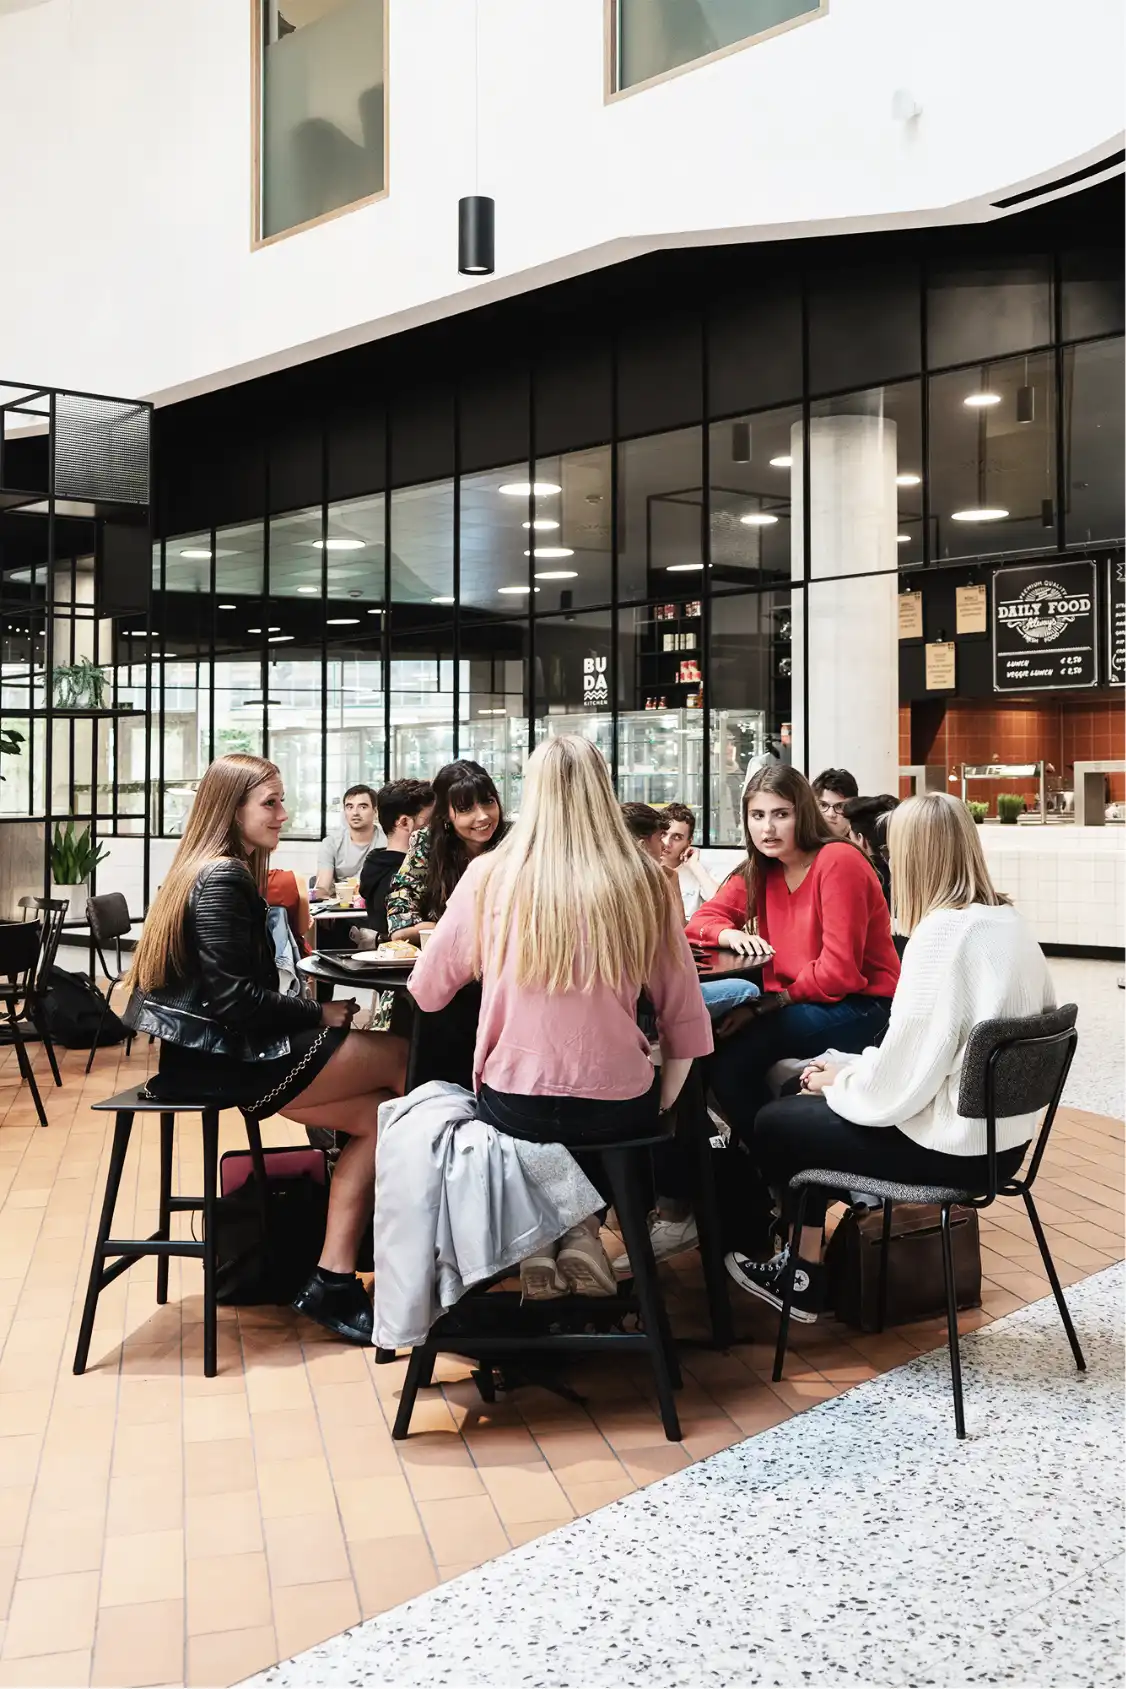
[359,779,435,934]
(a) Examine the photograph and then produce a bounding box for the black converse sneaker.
[724,1244,826,1324]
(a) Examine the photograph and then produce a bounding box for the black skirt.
[147,1024,347,1117]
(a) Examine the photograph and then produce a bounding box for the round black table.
[692,945,767,985]
[299,950,417,1006]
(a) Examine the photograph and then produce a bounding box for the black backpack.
[39,966,127,1049]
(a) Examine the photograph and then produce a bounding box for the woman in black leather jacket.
[125,754,408,1343]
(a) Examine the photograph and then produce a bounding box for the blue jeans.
[708,994,892,1142]
[700,977,760,1019]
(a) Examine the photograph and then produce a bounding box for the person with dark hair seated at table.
[725,792,1056,1323]
[811,767,859,841]
[686,764,900,1144]
[843,793,899,909]
[376,761,508,1057]
[621,802,668,863]
[359,779,434,936]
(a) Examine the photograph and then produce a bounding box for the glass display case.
[534,708,764,829]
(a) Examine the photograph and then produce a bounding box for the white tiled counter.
[696,828,1124,952]
[977,823,1124,951]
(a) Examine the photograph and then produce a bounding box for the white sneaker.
[611,1213,699,1279]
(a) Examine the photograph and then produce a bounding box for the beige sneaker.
[556,1224,617,1297]
[520,1247,568,1301]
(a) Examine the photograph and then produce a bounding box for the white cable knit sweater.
[824,904,1056,1157]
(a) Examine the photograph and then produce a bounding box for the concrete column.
[789,413,900,796]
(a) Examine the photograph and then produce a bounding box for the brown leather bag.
[825,1203,982,1332]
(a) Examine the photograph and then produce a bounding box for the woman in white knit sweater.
[726,791,1056,1322]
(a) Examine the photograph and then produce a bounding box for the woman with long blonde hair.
[407,734,713,1298]
[725,791,1057,1324]
[126,755,407,1344]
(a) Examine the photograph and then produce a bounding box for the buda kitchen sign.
[993,560,1097,692]
[582,654,609,708]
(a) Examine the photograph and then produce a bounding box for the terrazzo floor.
[1049,957,1125,1120]
[248,1263,1126,1689]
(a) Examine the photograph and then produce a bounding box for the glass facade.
[137,227,1122,847]
[258,0,386,241]
[613,0,824,92]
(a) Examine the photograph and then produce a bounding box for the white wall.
[0,0,1121,406]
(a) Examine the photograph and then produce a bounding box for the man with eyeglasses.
[811,767,859,840]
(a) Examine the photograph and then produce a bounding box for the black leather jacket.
[124,859,322,1060]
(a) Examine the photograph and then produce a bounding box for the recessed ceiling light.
[523,547,574,558]
[951,507,1009,522]
[963,392,1002,408]
[246,626,281,634]
[218,603,236,610]
[268,634,294,643]
[769,455,793,468]
[367,607,384,615]
[667,563,704,573]
[122,629,152,637]
[534,570,578,580]
[478,708,506,715]
[431,596,455,605]
[498,585,540,594]
[740,513,780,527]
[896,473,921,487]
[297,585,318,594]
[498,481,561,497]
[897,534,911,544]
[311,538,365,551]
[178,548,213,560]
[326,617,360,625]
[522,519,560,531]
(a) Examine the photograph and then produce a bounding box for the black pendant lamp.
[458,0,494,276]
[458,195,494,275]
[731,421,752,463]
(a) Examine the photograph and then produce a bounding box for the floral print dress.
[368,828,433,1032]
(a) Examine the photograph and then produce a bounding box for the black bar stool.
[391,1116,687,1443]
[73,1084,270,1378]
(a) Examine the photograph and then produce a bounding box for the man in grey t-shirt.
[315,784,386,898]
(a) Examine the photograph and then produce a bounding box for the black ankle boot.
[292,1269,373,1344]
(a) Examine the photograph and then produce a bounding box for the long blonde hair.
[889,792,1010,935]
[130,755,280,992]
[474,735,683,993]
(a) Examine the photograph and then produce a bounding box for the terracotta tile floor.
[0,1040,1121,1687]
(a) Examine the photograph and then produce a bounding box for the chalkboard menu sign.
[993,560,1098,692]
[1108,558,1125,688]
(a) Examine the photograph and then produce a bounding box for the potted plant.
[997,794,1025,826]
[50,821,110,919]
[0,726,24,780]
[966,800,988,825]
[53,658,110,710]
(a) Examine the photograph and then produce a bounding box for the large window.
[611,0,825,94]
[256,0,387,243]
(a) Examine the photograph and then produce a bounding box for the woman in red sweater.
[686,764,899,1141]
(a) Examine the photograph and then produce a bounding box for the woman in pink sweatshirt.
[408,734,713,1300]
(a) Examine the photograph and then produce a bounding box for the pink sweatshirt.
[408,855,714,1100]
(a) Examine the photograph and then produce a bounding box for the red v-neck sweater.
[685,842,900,1004]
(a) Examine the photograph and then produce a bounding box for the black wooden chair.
[74,1085,271,1378]
[772,1005,1084,1438]
[85,892,135,1074]
[0,920,53,1126]
[391,1112,688,1442]
[14,896,67,1088]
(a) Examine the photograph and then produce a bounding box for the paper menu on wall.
[898,591,923,639]
[925,641,957,690]
[956,583,988,634]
